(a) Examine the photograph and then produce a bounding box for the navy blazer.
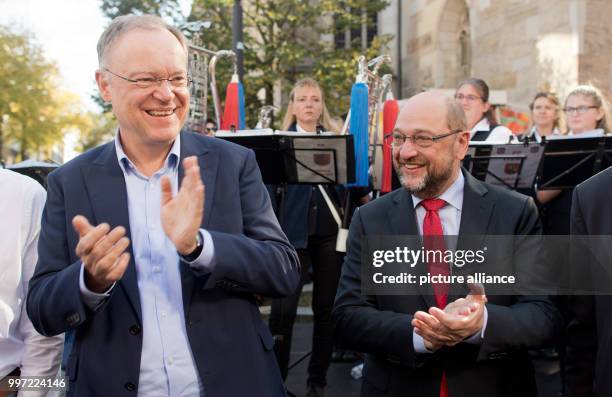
[27,132,300,396]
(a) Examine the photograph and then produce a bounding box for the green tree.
[189,0,391,129]
[100,0,183,23]
[0,25,85,162]
[77,112,118,152]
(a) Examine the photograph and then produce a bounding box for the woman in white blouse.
[564,84,610,137]
[524,92,565,142]
[538,84,611,223]
[455,78,514,142]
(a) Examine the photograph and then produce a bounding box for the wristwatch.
[180,230,203,262]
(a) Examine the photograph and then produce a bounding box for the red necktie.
[420,198,449,397]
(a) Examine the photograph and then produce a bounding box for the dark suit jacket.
[26,132,300,397]
[566,166,612,397]
[333,169,561,397]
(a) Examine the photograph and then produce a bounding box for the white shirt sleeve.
[413,330,432,354]
[17,184,64,395]
[79,265,114,311]
[184,229,216,276]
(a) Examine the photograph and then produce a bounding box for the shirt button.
[161,311,167,318]
[124,382,136,391]
[168,357,174,365]
[150,225,156,230]
[152,266,161,273]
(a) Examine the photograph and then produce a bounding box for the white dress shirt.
[527,126,562,143]
[409,171,488,353]
[78,133,216,396]
[0,169,64,396]
[470,118,514,142]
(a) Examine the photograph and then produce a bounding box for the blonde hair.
[529,92,566,134]
[281,78,341,132]
[565,84,611,133]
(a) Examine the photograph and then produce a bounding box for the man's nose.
[152,80,175,100]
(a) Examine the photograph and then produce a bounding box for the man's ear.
[456,131,471,160]
[95,69,112,102]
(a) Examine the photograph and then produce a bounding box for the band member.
[537,84,611,233]
[455,78,514,142]
[268,77,345,397]
[523,92,565,142]
[333,90,561,397]
[26,14,299,397]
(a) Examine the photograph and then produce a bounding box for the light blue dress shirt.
[79,133,216,396]
[409,171,488,353]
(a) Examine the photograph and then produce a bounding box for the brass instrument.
[182,21,215,134]
[208,50,238,129]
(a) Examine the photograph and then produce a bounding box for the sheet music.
[466,143,544,189]
[290,136,348,183]
[484,144,543,189]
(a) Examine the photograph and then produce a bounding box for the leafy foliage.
[189,0,391,129]
[0,26,89,162]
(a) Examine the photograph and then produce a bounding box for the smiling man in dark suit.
[26,14,299,397]
[333,91,561,397]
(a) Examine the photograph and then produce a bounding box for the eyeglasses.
[104,68,192,89]
[391,129,464,148]
[563,105,599,115]
[454,94,482,102]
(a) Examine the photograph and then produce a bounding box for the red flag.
[221,76,240,131]
[381,98,399,193]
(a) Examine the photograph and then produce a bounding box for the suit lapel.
[387,189,437,308]
[451,170,494,300]
[178,133,219,320]
[81,142,142,323]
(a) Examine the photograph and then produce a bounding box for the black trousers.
[268,234,343,386]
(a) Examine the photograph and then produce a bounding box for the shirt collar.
[114,130,181,175]
[411,170,464,211]
[568,128,605,137]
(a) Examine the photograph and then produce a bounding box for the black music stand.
[463,141,544,191]
[216,131,355,396]
[539,135,612,189]
[215,131,356,185]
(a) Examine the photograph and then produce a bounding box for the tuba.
[208,50,238,130]
[341,55,393,190]
[182,21,216,134]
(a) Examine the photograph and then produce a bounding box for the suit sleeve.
[332,208,422,368]
[565,186,597,397]
[207,149,300,297]
[478,197,563,359]
[27,171,95,337]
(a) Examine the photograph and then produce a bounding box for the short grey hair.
[97,14,187,68]
[445,97,467,132]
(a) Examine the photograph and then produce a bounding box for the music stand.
[216,131,355,396]
[539,135,612,189]
[215,130,356,185]
[464,141,544,191]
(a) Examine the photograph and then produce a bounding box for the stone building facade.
[379,0,612,110]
